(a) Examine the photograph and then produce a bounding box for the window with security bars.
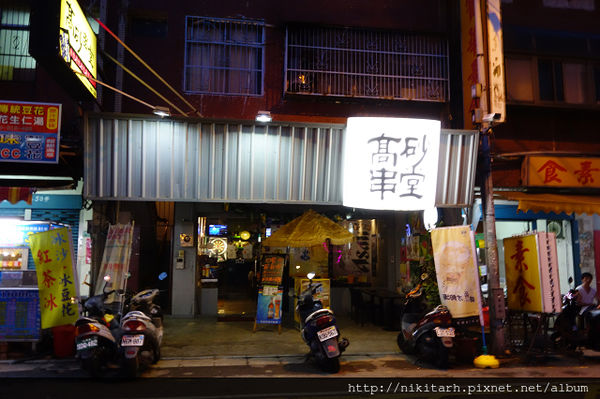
[0,2,35,81]
[184,17,264,96]
[285,26,449,102]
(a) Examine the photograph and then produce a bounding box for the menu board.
[259,254,286,286]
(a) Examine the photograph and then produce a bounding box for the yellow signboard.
[503,234,543,312]
[59,0,97,98]
[524,156,600,188]
[28,227,79,329]
[431,226,482,318]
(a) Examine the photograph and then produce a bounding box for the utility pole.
[473,0,506,355]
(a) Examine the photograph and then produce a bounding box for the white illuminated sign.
[343,117,440,211]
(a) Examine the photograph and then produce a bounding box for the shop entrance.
[196,217,258,321]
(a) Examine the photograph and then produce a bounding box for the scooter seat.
[305,308,333,324]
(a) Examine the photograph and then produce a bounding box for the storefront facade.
[84,113,478,316]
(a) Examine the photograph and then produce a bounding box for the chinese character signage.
[95,224,134,298]
[255,285,283,325]
[524,156,600,189]
[0,100,61,164]
[259,254,286,286]
[343,117,440,211]
[332,220,375,283]
[28,227,79,329]
[503,232,561,313]
[59,0,97,98]
[486,0,505,122]
[431,225,482,318]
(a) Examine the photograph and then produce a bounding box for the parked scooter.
[552,277,600,351]
[74,275,123,377]
[296,272,349,373]
[119,288,164,378]
[396,274,454,369]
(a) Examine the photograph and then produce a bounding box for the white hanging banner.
[343,117,440,211]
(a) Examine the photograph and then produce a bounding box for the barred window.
[0,1,35,81]
[285,26,449,102]
[184,17,264,96]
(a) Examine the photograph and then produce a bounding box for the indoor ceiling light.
[152,106,171,117]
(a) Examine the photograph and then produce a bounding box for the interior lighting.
[255,111,272,123]
[152,106,171,117]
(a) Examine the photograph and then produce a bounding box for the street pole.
[481,130,506,355]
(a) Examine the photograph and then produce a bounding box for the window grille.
[184,16,264,96]
[285,25,449,102]
[0,1,35,81]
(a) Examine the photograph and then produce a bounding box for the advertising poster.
[430,226,482,318]
[255,285,283,325]
[289,246,328,278]
[332,219,374,283]
[28,227,79,329]
[0,100,62,164]
[95,224,134,299]
[294,278,330,324]
[503,234,544,313]
[259,254,286,285]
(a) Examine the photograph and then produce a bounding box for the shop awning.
[0,186,34,205]
[497,191,600,215]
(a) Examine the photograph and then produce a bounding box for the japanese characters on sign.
[343,117,440,211]
[430,226,482,319]
[59,0,97,98]
[28,227,79,329]
[525,156,600,189]
[486,0,506,122]
[503,234,543,313]
[0,101,62,164]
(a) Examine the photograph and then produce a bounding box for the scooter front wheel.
[397,332,414,355]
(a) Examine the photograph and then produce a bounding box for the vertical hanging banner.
[343,117,440,211]
[95,224,134,298]
[486,0,506,122]
[503,232,561,313]
[255,285,283,325]
[430,225,482,318]
[28,227,79,329]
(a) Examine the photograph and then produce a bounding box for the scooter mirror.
[420,273,428,281]
[568,276,573,284]
[306,272,316,280]
[103,275,111,282]
[158,272,168,281]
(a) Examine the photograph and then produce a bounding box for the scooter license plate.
[317,325,338,342]
[121,334,145,346]
[76,337,98,351]
[434,327,455,338]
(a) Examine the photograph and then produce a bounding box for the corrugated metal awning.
[84,113,478,208]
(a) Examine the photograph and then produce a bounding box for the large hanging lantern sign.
[343,117,440,211]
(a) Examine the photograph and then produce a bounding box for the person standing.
[575,272,600,312]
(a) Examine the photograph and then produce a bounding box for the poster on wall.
[430,225,482,319]
[28,227,79,329]
[332,219,375,283]
[343,117,440,211]
[289,247,328,279]
[255,285,283,325]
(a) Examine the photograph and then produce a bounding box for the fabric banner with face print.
[431,225,482,319]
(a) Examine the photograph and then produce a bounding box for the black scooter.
[74,275,123,377]
[397,274,455,369]
[552,277,600,352]
[296,273,349,373]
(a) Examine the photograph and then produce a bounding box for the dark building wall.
[491,0,600,187]
[107,0,456,125]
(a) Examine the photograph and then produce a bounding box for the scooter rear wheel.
[122,356,139,379]
[322,357,340,373]
[82,349,103,378]
[416,332,448,369]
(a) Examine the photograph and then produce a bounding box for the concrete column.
[171,203,196,316]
